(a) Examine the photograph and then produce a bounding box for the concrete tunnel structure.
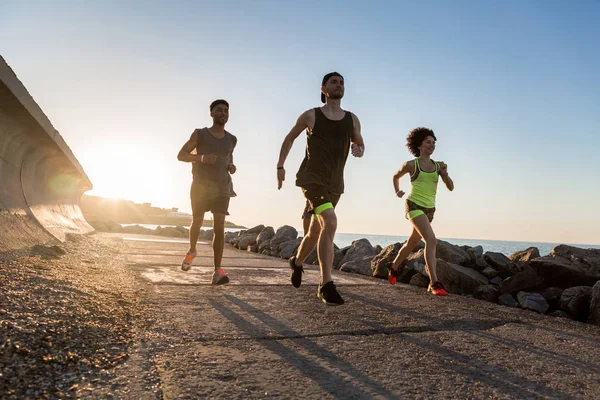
[0,55,93,253]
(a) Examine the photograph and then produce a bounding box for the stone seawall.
[0,56,93,252]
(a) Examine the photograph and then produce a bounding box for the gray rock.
[481,267,498,279]
[269,225,299,252]
[279,238,302,260]
[256,226,275,252]
[247,245,257,253]
[121,225,153,235]
[225,231,238,243]
[370,242,402,279]
[245,224,265,235]
[238,233,259,250]
[535,287,563,310]
[498,293,519,308]
[340,255,376,276]
[436,240,469,266]
[154,226,186,238]
[199,229,214,240]
[475,257,491,271]
[474,285,500,303]
[467,245,484,262]
[509,247,541,263]
[498,266,544,294]
[588,281,600,326]
[409,273,430,288]
[530,255,600,288]
[559,286,593,322]
[483,251,512,270]
[489,276,504,286]
[434,260,489,295]
[339,239,379,267]
[517,292,549,314]
[333,246,351,270]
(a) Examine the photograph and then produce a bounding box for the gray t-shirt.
[192,128,237,197]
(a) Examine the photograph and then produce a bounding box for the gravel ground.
[0,235,154,399]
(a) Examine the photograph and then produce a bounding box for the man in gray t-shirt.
[177,99,237,285]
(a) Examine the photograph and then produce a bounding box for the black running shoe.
[317,281,345,305]
[289,256,303,288]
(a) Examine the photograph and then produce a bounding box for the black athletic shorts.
[191,182,231,216]
[300,184,341,219]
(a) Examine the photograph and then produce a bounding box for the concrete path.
[107,233,600,399]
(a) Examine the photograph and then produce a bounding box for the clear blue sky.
[2,0,599,245]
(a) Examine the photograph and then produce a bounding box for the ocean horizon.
[121,223,600,257]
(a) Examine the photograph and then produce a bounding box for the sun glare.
[82,143,172,206]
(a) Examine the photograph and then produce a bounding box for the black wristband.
[277,166,284,170]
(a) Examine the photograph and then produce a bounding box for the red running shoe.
[387,265,399,285]
[428,281,448,296]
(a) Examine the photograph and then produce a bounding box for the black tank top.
[192,128,237,196]
[295,107,353,194]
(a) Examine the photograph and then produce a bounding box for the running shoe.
[181,251,197,272]
[212,269,229,285]
[289,256,303,288]
[387,264,399,285]
[317,281,345,305]
[428,281,448,296]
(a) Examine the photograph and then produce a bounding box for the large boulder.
[483,251,512,279]
[279,238,302,259]
[340,255,376,276]
[530,256,600,289]
[467,245,484,263]
[269,225,299,254]
[333,246,351,270]
[238,233,259,250]
[509,247,541,263]
[339,239,380,267]
[229,230,245,246]
[409,273,430,288]
[225,231,238,243]
[517,292,549,314]
[257,226,275,252]
[436,240,469,266]
[371,242,402,279]
[535,287,563,310]
[121,225,153,234]
[588,281,600,326]
[498,266,544,295]
[245,224,265,235]
[432,260,489,295]
[199,229,214,240]
[559,286,593,322]
[474,285,500,303]
[154,226,186,238]
[498,293,519,308]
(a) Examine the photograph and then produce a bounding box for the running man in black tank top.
[276,72,365,305]
[177,99,237,285]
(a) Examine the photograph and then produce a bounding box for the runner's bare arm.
[177,130,201,162]
[228,153,236,174]
[276,110,314,189]
[440,162,454,191]
[350,113,364,157]
[177,130,216,164]
[393,161,413,198]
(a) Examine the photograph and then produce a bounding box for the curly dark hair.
[210,99,229,111]
[406,127,436,157]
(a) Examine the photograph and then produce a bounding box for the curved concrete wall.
[0,56,93,252]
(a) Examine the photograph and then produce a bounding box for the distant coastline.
[80,194,246,229]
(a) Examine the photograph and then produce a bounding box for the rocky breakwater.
[228,224,600,326]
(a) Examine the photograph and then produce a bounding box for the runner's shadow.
[208,295,398,399]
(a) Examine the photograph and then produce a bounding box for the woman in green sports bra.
[388,127,454,296]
